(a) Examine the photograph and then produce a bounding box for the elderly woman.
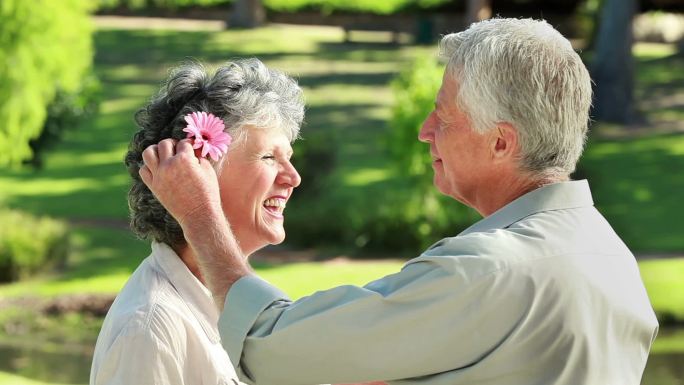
[89,58,303,385]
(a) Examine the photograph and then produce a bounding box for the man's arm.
[139,139,249,307]
[219,254,531,385]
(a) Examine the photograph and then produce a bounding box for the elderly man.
[140,18,658,385]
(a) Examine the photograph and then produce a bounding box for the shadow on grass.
[95,29,419,67]
[58,227,148,281]
[298,72,396,88]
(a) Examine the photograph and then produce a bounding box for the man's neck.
[475,173,568,217]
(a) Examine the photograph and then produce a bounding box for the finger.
[142,144,159,171]
[198,156,214,172]
[139,164,152,185]
[157,139,176,161]
[177,139,196,157]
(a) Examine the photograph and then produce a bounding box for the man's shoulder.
[413,230,530,278]
[423,225,542,258]
[414,207,626,277]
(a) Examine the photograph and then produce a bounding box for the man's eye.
[262,155,276,161]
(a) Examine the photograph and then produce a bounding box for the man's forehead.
[436,76,457,108]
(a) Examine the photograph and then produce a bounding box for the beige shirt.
[90,242,242,385]
[220,180,659,385]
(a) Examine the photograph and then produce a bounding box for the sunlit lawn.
[0,373,71,385]
[0,224,681,327]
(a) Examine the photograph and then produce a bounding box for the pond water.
[0,343,92,384]
[0,329,682,384]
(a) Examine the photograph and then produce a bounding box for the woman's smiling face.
[217,127,301,256]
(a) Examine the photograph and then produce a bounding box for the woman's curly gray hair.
[124,59,304,246]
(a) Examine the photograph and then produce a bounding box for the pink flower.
[183,111,232,161]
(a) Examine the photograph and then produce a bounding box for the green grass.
[0,373,70,385]
[578,133,684,252]
[640,258,684,323]
[651,327,684,354]
[1,230,681,324]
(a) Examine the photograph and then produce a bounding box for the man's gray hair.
[439,18,592,177]
[125,58,304,246]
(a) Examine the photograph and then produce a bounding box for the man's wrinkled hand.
[139,139,223,229]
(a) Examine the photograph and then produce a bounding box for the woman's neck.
[172,243,206,285]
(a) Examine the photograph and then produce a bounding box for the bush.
[0,209,70,282]
[27,73,101,169]
[286,58,483,255]
[381,57,480,250]
[291,129,338,198]
[0,0,95,166]
[285,129,340,248]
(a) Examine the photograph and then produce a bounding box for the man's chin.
[433,177,449,197]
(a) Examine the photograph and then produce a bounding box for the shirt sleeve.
[91,325,185,385]
[218,248,533,385]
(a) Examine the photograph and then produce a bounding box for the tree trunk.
[229,0,265,29]
[591,0,638,124]
[465,0,492,26]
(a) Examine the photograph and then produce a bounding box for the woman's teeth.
[263,198,286,213]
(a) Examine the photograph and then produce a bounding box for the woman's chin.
[268,231,286,245]
[258,228,286,248]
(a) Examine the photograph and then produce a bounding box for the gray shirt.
[219,180,658,385]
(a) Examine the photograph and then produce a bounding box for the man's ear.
[491,122,518,162]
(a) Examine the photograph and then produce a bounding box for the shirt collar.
[458,179,594,237]
[150,242,221,343]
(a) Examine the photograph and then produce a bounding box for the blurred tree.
[466,0,491,25]
[591,0,638,124]
[0,0,94,167]
[229,0,265,28]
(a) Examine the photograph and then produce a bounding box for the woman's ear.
[491,122,519,162]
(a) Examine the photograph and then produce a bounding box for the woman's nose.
[279,160,301,188]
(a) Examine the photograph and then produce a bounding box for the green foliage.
[0,0,95,167]
[0,209,70,282]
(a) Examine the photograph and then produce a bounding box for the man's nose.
[418,112,436,143]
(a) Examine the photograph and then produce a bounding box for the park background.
[1,0,683,383]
